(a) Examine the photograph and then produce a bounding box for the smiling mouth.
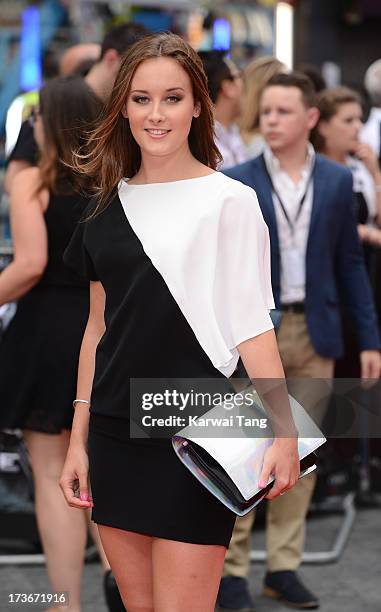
[145,129,171,136]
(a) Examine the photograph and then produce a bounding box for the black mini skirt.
[88,414,236,547]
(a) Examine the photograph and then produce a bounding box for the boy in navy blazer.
[218,72,381,611]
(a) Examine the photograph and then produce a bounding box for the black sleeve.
[7,120,38,165]
[64,213,99,282]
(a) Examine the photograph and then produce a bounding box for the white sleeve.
[207,183,275,375]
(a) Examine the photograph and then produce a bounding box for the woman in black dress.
[0,76,106,610]
[60,33,299,612]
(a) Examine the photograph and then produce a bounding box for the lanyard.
[262,156,315,237]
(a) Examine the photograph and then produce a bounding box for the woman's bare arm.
[60,280,106,509]
[70,280,106,445]
[238,329,300,500]
[4,160,31,194]
[0,167,48,305]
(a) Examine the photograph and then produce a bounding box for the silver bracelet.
[73,399,90,408]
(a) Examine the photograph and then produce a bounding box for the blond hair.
[239,56,285,143]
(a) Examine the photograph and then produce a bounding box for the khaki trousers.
[223,313,334,576]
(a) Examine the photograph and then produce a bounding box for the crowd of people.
[0,21,381,612]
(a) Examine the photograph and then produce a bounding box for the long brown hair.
[311,87,362,152]
[38,75,102,193]
[72,32,221,214]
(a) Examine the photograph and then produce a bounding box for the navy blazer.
[224,153,380,358]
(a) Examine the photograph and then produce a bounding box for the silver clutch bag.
[172,386,326,516]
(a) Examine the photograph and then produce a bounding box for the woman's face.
[320,102,363,154]
[124,57,200,161]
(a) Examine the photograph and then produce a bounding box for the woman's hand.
[358,224,381,246]
[259,437,300,500]
[354,142,381,181]
[59,442,94,510]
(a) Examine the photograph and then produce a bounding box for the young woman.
[313,87,381,245]
[312,86,381,375]
[60,33,299,612]
[0,76,114,612]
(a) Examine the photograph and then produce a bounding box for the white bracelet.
[73,399,90,408]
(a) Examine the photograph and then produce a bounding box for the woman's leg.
[152,538,226,612]
[98,523,227,612]
[97,525,154,612]
[23,430,87,612]
[87,514,126,612]
[86,510,111,571]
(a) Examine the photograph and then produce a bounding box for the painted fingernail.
[80,493,89,501]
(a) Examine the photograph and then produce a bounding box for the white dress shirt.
[263,143,315,305]
[214,121,248,170]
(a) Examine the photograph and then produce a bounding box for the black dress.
[0,187,89,433]
[7,120,38,167]
[64,173,275,546]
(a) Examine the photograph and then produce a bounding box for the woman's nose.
[148,102,165,123]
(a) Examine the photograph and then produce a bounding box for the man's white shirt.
[215,121,248,170]
[263,143,315,305]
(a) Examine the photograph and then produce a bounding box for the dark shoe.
[216,576,255,611]
[263,570,319,609]
[103,569,125,612]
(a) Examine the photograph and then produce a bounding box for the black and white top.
[64,172,274,422]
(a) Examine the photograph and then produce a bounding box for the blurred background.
[1,1,381,181]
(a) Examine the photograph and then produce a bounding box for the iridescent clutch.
[172,387,325,516]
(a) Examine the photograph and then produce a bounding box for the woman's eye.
[167,96,181,103]
[132,96,149,104]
